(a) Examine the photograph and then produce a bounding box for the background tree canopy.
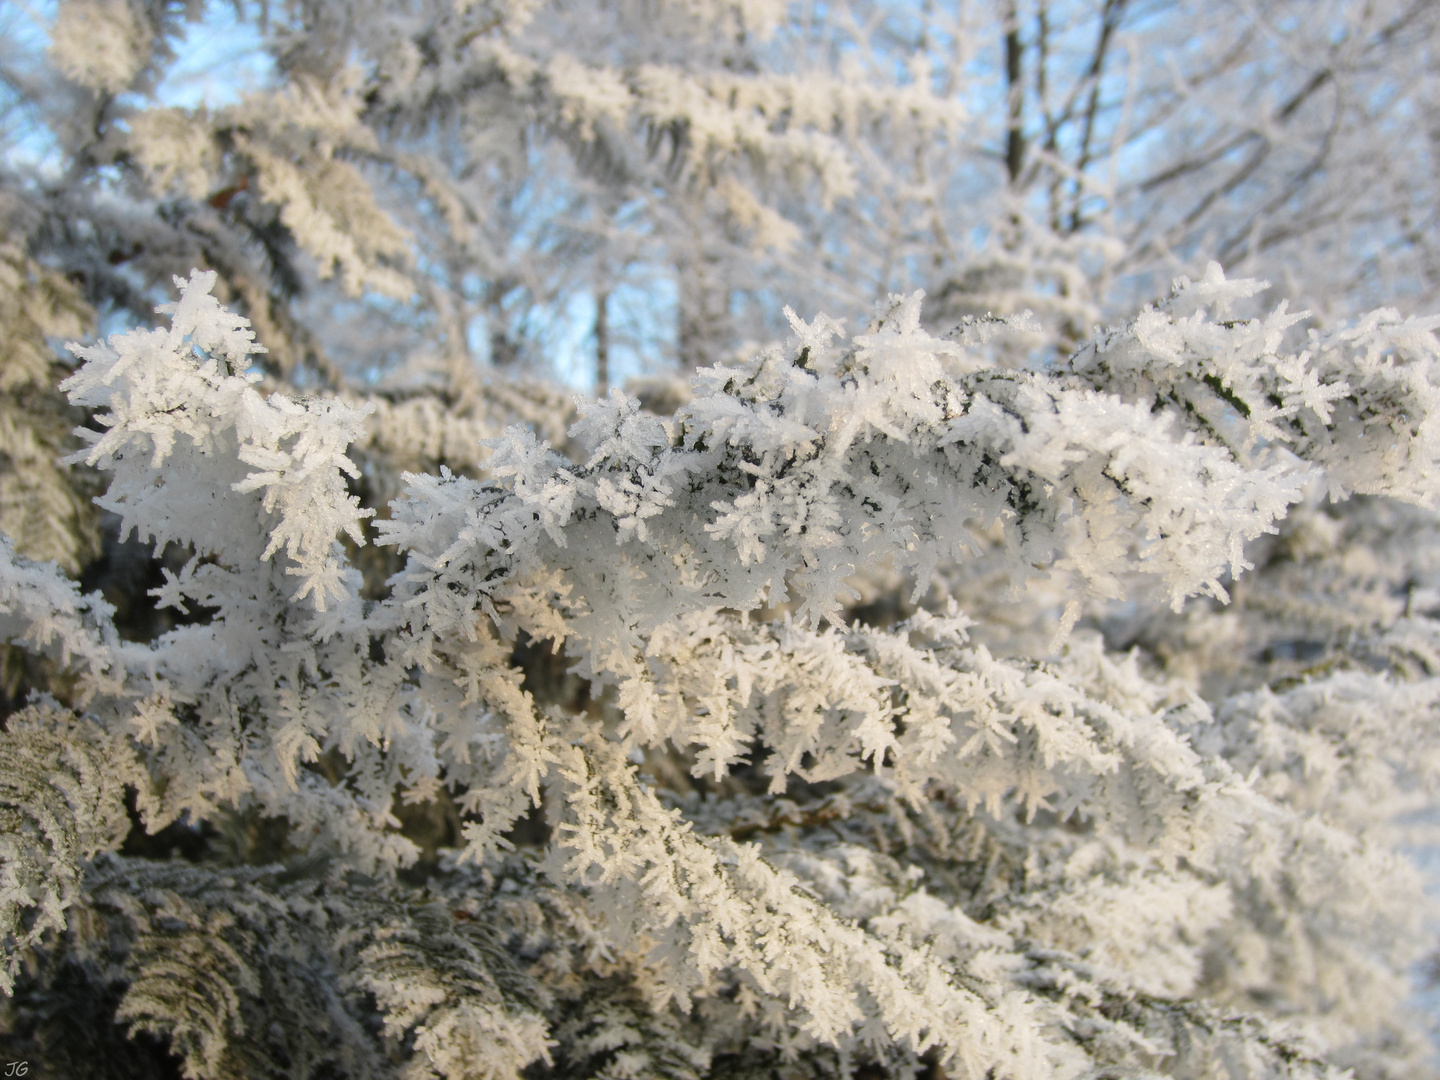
[2,1,1440,1078]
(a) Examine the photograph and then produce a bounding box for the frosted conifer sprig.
[0,244,97,575]
[61,858,551,1080]
[347,899,551,1080]
[1068,262,1440,506]
[0,534,129,704]
[0,704,137,995]
[542,724,1051,1076]
[380,288,1322,705]
[79,858,386,1080]
[602,609,1232,862]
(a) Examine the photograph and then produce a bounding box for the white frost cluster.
[1,271,1439,1078]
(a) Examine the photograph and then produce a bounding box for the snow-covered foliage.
[1,268,1439,1079]
[0,245,96,575]
[5,0,1440,1075]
